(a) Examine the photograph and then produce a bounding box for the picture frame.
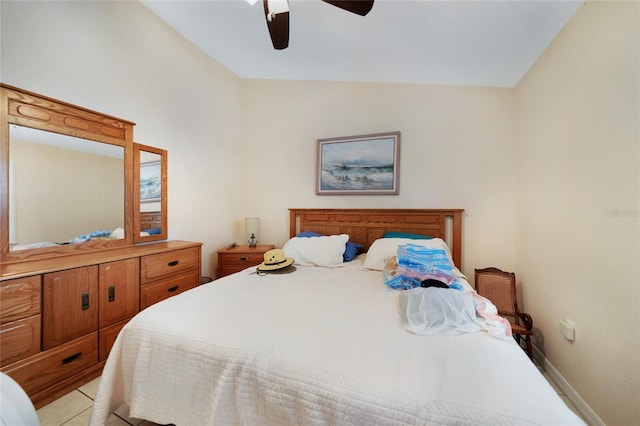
[139,160,161,202]
[316,131,400,195]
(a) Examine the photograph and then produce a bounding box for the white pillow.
[362,237,455,271]
[283,234,349,267]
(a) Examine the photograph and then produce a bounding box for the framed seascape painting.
[316,131,400,195]
[140,160,161,202]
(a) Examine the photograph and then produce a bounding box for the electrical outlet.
[560,320,575,341]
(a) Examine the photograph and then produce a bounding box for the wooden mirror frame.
[134,143,167,243]
[0,83,135,263]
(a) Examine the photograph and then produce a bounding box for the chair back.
[474,267,517,319]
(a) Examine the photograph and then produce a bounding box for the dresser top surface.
[1,241,202,281]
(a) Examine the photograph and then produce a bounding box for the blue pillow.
[296,231,323,238]
[295,231,363,262]
[382,231,432,240]
[343,241,364,262]
[145,227,162,235]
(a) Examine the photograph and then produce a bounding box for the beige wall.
[0,0,245,275]
[515,2,639,424]
[241,80,517,278]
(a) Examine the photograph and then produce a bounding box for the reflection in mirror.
[9,125,125,251]
[134,143,167,243]
[140,151,161,231]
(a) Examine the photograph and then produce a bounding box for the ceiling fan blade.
[264,0,289,50]
[322,0,374,16]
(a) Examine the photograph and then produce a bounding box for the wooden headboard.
[140,211,162,231]
[289,208,464,268]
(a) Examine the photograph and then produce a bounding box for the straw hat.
[257,249,294,271]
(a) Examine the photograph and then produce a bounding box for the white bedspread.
[90,258,584,425]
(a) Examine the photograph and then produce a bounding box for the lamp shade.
[245,217,260,247]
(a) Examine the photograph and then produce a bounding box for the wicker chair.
[474,267,533,359]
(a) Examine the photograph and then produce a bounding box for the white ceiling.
[141,0,583,88]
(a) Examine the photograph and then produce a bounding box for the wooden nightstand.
[217,245,275,278]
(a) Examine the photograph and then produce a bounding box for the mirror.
[1,83,135,262]
[134,143,167,243]
[9,125,125,250]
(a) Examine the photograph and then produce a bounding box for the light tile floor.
[36,376,162,426]
[37,370,587,426]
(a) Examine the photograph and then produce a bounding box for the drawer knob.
[167,285,179,293]
[240,256,248,261]
[168,260,179,267]
[61,352,82,365]
[108,285,116,302]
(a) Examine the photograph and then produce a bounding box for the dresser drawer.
[0,315,41,366]
[0,275,41,324]
[140,270,199,309]
[99,320,127,362]
[141,247,199,284]
[1,332,98,396]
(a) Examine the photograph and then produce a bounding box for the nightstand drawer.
[219,265,254,277]
[141,247,199,284]
[217,245,274,279]
[219,252,265,266]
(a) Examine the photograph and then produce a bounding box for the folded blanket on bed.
[383,243,463,290]
[397,244,454,283]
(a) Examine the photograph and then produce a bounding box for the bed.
[10,227,125,250]
[90,208,584,425]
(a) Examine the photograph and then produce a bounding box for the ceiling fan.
[259,0,374,50]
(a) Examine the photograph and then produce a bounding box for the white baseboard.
[533,345,604,426]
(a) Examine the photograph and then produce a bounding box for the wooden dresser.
[0,240,202,408]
